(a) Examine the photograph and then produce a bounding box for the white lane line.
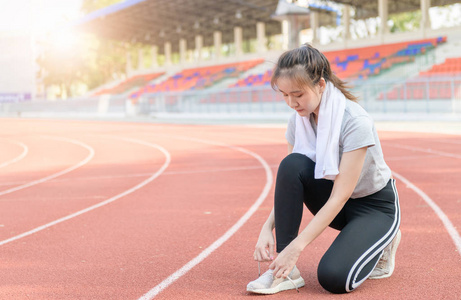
[0,140,28,169]
[0,164,280,188]
[138,135,273,300]
[386,144,461,160]
[435,139,461,145]
[385,154,437,162]
[0,137,170,247]
[0,136,95,197]
[0,195,107,202]
[392,171,461,255]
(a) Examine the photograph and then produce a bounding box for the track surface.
[0,118,460,299]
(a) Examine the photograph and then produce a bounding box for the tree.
[36,0,132,98]
[81,0,122,13]
[389,11,421,33]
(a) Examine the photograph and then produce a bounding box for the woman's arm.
[254,143,294,262]
[254,208,275,261]
[269,147,368,278]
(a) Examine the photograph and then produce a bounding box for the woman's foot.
[369,229,402,279]
[246,265,305,294]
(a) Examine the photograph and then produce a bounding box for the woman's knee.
[317,258,350,294]
[278,153,314,177]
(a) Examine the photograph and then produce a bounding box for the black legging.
[274,153,400,294]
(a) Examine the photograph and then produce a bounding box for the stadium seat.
[95,72,164,96]
[232,37,446,90]
[380,54,461,101]
[130,59,264,99]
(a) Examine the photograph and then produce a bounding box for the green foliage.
[83,37,129,90]
[36,0,140,98]
[81,0,123,13]
[389,11,421,33]
[36,32,132,98]
[36,34,90,98]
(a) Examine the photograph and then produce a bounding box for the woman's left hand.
[269,241,302,278]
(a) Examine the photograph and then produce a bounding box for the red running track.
[0,118,460,299]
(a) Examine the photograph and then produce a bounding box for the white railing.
[2,77,461,120]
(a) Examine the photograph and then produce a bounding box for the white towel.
[292,81,346,180]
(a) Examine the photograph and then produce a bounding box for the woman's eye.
[295,94,303,98]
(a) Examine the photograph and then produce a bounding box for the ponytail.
[271,43,358,101]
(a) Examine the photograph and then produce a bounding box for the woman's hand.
[269,241,302,278]
[253,226,275,262]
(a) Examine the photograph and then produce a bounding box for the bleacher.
[95,72,164,96]
[129,59,264,99]
[327,37,445,80]
[95,36,454,111]
[380,56,461,101]
[230,70,273,88]
[98,37,446,103]
[420,57,461,77]
[231,37,446,89]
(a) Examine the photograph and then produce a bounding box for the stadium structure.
[2,0,461,122]
[0,32,35,104]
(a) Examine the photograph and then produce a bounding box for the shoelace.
[257,262,299,293]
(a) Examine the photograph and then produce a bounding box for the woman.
[247,44,401,294]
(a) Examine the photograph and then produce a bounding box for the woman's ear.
[318,77,326,93]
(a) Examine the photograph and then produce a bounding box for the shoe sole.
[369,230,402,280]
[247,276,305,294]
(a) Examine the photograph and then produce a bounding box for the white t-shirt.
[285,100,391,198]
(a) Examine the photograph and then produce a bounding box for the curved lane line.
[387,144,461,160]
[138,135,273,300]
[0,140,28,169]
[0,137,170,247]
[0,164,277,187]
[437,139,461,145]
[392,171,461,255]
[0,136,95,197]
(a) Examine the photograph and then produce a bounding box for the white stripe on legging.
[345,179,401,292]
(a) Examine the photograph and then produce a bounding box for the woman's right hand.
[253,226,275,262]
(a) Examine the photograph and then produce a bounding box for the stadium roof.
[74,0,460,51]
[331,0,460,19]
[73,0,337,52]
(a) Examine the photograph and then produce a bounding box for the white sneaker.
[246,265,305,294]
[369,229,402,279]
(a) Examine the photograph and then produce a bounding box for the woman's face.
[277,77,325,118]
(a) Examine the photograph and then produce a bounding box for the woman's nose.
[288,97,297,108]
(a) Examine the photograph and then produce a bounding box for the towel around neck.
[292,81,346,180]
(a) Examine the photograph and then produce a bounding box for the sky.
[0,0,83,34]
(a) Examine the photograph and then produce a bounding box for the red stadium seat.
[382,54,461,101]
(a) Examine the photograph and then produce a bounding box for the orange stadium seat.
[232,37,446,89]
[95,72,164,96]
[124,37,448,103]
[130,59,264,99]
[380,52,461,101]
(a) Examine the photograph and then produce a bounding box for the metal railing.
[2,77,461,119]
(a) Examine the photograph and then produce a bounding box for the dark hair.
[271,43,357,101]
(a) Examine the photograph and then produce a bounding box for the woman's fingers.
[254,247,272,261]
[269,258,292,278]
[254,249,263,261]
[269,244,275,260]
[262,249,271,261]
[272,266,289,278]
